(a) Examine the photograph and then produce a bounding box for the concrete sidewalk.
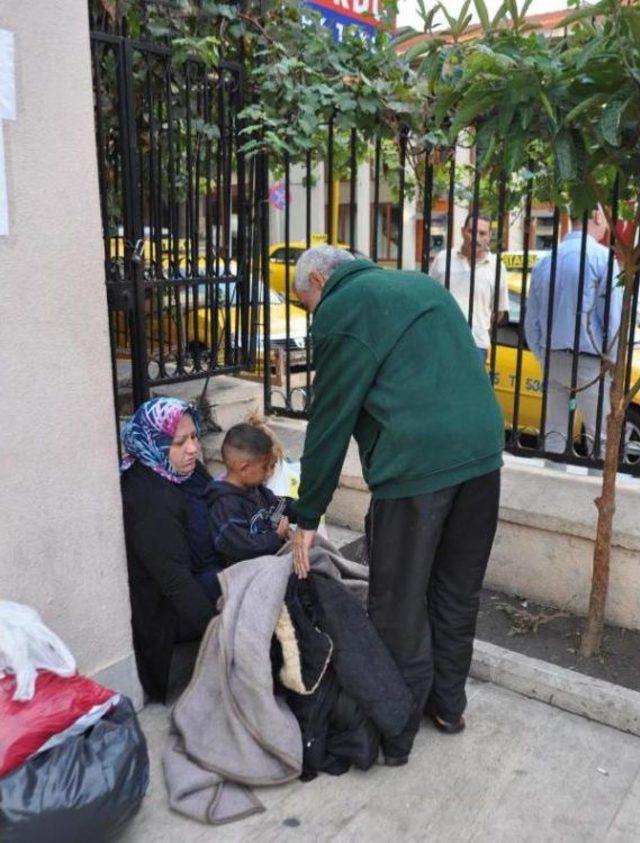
[121,678,640,842]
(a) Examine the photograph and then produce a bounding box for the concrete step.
[151,374,262,432]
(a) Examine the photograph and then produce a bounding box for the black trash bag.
[0,696,149,843]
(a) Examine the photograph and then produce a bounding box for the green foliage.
[90,0,640,222]
[90,0,426,166]
[408,0,640,216]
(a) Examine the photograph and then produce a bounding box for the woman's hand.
[276,516,291,540]
[292,528,316,579]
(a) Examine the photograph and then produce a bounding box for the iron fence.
[87,10,640,476]
[259,126,640,477]
[90,28,260,421]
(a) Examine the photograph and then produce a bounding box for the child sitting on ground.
[207,418,298,567]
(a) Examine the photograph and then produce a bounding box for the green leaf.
[504,132,525,173]
[572,129,588,182]
[517,103,533,131]
[457,0,472,29]
[621,7,640,42]
[564,93,605,125]
[357,96,378,114]
[403,42,430,63]
[479,133,498,170]
[438,2,459,31]
[554,129,577,181]
[539,92,556,126]
[476,117,498,167]
[568,179,598,218]
[474,0,491,32]
[558,2,605,27]
[392,28,424,47]
[434,88,461,126]
[418,50,443,85]
[599,96,628,147]
[449,92,497,136]
[415,1,440,32]
[520,0,535,19]
[496,102,516,135]
[505,0,518,21]
[490,1,508,28]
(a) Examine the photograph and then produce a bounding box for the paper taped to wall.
[0,29,16,236]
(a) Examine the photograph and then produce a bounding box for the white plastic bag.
[0,602,76,701]
[267,458,301,498]
[267,459,327,538]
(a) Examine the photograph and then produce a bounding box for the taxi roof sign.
[501,251,542,270]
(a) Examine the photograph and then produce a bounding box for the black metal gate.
[90,29,259,421]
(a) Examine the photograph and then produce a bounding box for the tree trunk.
[578,401,624,657]
[579,254,636,658]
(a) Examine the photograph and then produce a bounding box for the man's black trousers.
[366,469,500,759]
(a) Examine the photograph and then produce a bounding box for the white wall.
[0,1,141,704]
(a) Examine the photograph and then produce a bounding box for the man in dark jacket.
[291,246,504,764]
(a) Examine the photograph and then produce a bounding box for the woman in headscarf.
[120,397,220,702]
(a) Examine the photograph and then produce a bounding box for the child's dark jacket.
[207,480,297,566]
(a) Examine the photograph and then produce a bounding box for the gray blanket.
[163,539,367,825]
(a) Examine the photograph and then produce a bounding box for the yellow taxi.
[490,251,640,464]
[107,238,309,372]
[269,234,368,298]
[181,279,309,370]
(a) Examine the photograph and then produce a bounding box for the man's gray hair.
[294,246,356,292]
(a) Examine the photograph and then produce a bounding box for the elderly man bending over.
[291,246,504,765]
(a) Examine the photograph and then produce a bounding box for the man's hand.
[292,527,316,579]
[276,516,291,540]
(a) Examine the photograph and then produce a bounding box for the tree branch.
[238,11,278,45]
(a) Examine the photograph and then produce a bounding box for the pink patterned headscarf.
[120,398,201,483]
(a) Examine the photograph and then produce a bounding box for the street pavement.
[120,677,640,842]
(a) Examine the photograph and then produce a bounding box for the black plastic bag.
[0,696,149,843]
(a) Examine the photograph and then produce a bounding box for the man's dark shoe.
[384,754,409,767]
[430,713,465,735]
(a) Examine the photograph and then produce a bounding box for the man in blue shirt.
[525,208,621,457]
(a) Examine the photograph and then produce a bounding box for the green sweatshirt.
[296,260,505,530]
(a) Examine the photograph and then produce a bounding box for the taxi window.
[271,247,306,264]
[495,323,520,349]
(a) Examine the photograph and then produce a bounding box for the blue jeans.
[477,347,488,366]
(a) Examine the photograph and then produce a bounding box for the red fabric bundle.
[0,671,118,777]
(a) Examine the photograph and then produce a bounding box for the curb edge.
[471,639,640,737]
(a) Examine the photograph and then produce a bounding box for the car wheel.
[623,405,640,467]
